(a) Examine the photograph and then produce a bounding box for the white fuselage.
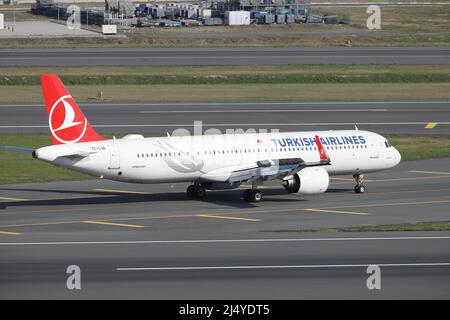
[34,130,401,185]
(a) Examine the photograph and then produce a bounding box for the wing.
[200,135,331,184]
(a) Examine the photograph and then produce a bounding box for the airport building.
[28,0,345,27]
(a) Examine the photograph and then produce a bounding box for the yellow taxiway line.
[424,122,438,129]
[82,221,146,228]
[0,231,23,235]
[0,197,29,202]
[2,195,450,230]
[409,170,450,175]
[196,214,261,222]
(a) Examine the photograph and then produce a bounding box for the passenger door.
[108,145,120,169]
[369,136,380,159]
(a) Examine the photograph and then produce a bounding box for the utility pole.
[12,0,15,32]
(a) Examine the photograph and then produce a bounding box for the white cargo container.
[186,9,197,19]
[0,14,4,30]
[225,11,250,26]
[201,9,212,18]
[102,24,117,35]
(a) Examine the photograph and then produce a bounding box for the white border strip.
[1,101,449,107]
[1,122,450,128]
[117,262,450,271]
[1,236,450,246]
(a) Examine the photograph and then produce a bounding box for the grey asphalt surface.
[0,157,450,299]
[1,101,449,136]
[0,101,450,135]
[0,47,449,66]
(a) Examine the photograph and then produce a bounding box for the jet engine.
[282,167,329,195]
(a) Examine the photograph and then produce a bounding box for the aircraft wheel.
[196,186,206,198]
[187,185,206,199]
[186,185,196,198]
[243,189,253,202]
[354,185,366,194]
[243,189,262,202]
[252,190,262,202]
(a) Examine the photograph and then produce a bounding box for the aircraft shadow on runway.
[0,187,351,210]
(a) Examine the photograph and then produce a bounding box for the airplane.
[0,74,401,202]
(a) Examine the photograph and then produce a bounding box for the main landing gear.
[186,183,263,202]
[353,174,366,194]
[242,189,262,203]
[186,184,206,199]
[242,182,263,203]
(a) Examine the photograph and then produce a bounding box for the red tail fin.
[40,74,106,145]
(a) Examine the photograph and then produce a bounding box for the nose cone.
[392,148,401,167]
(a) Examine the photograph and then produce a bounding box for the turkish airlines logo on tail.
[49,95,87,144]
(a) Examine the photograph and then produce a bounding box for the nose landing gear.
[353,174,366,193]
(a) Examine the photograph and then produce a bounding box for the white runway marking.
[139,109,389,113]
[1,122,450,129]
[1,236,450,246]
[116,262,450,272]
[0,101,449,107]
[1,55,447,61]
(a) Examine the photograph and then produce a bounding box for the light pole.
[12,0,15,32]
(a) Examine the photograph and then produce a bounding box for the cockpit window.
[384,141,393,148]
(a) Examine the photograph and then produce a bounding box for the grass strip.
[1,74,450,86]
[269,221,450,233]
[0,83,449,103]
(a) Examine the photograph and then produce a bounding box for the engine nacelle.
[282,167,329,195]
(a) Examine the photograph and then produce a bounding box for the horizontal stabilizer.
[0,146,34,154]
[57,151,90,160]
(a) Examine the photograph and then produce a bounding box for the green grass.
[1,134,450,184]
[0,135,90,184]
[1,74,450,86]
[271,221,450,233]
[1,65,448,103]
[0,134,120,184]
[387,136,450,161]
[1,83,449,103]
[1,65,450,77]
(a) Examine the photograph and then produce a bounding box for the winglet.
[315,135,330,164]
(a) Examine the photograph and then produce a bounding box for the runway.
[0,157,450,299]
[1,101,449,136]
[0,47,449,66]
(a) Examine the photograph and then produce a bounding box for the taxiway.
[0,157,449,299]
